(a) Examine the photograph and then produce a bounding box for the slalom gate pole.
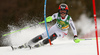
[92,0,99,55]
[44,0,52,45]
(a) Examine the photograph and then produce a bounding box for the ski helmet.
[58,3,69,14]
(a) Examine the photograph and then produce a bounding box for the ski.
[11,45,36,50]
[27,44,40,49]
[11,46,19,50]
[28,43,44,49]
[11,42,45,50]
[11,45,28,50]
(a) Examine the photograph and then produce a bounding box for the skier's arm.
[69,17,77,36]
[69,18,80,43]
[39,13,58,24]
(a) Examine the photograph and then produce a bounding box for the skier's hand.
[74,36,80,43]
[38,16,53,24]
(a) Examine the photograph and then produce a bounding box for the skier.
[18,3,80,49]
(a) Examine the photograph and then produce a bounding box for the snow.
[0,40,100,55]
[75,14,100,37]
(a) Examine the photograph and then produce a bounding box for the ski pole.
[80,38,100,41]
[2,22,44,37]
[3,26,30,36]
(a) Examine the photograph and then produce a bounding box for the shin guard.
[42,33,57,45]
[31,35,43,43]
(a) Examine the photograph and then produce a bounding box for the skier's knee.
[31,35,43,43]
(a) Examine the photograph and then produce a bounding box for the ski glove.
[74,36,80,43]
[39,16,53,24]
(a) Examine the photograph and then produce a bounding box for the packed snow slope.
[0,39,100,55]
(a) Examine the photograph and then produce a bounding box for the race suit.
[41,13,77,38]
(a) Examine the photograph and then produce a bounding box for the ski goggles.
[59,10,67,14]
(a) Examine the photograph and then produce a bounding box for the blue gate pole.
[44,0,52,45]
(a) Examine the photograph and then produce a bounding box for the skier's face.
[60,10,67,17]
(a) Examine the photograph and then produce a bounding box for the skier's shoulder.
[66,14,73,22]
[67,14,71,18]
[67,14,73,19]
[52,12,58,16]
[52,12,58,18]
